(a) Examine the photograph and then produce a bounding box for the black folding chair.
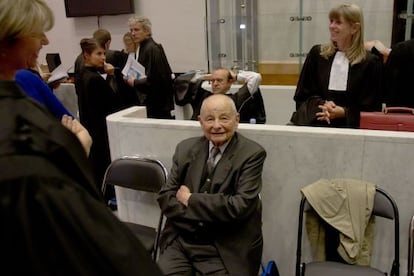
[102,156,167,261]
[296,187,399,276]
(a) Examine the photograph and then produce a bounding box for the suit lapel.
[187,139,209,193]
[211,134,238,192]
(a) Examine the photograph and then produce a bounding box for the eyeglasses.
[210,78,226,84]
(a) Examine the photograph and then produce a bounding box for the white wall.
[41,0,208,73]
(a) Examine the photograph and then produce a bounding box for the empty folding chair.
[296,181,399,276]
[102,156,167,261]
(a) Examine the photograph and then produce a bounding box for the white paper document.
[122,54,146,80]
[47,64,69,84]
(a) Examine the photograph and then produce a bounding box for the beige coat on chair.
[301,178,376,265]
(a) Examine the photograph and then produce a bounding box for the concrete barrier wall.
[107,106,414,275]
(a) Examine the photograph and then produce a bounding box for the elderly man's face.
[198,94,239,147]
[210,69,233,94]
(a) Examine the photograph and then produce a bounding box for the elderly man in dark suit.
[157,94,267,276]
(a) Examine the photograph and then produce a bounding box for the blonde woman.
[0,1,162,274]
[122,31,137,54]
[291,4,383,128]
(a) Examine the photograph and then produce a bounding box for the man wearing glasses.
[188,68,266,124]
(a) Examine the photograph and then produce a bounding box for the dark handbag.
[360,107,414,132]
[261,260,280,276]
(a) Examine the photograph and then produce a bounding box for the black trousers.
[157,236,229,276]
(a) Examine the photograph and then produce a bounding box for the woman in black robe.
[76,38,123,196]
[291,4,383,128]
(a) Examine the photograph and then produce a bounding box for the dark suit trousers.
[157,236,229,276]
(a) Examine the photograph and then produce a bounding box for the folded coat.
[301,178,376,265]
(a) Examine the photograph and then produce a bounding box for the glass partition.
[206,0,258,72]
[206,0,395,85]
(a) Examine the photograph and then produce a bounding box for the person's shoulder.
[235,133,266,154]
[107,49,126,57]
[309,44,322,52]
[175,136,206,156]
[15,70,44,88]
[178,136,205,147]
[364,50,383,65]
[16,69,38,80]
[142,37,156,48]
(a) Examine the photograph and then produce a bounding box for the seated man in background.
[157,94,267,276]
[178,68,266,123]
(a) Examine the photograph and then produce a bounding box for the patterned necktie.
[207,147,220,175]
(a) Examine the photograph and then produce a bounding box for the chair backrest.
[102,155,168,261]
[102,156,168,194]
[296,187,399,276]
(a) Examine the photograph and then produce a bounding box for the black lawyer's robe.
[134,37,175,119]
[0,81,162,275]
[292,44,383,128]
[384,39,414,107]
[76,66,123,188]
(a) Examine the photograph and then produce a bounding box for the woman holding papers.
[75,37,123,196]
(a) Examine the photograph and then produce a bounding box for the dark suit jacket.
[158,132,266,276]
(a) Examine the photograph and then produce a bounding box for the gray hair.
[201,94,238,116]
[128,15,152,36]
[0,0,54,45]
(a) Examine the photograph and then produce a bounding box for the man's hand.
[126,74,136,87]
[176,185,192,207]
[40,72,52,82]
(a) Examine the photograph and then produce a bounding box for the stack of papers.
[47,64,69,84]
[122,54,146,80]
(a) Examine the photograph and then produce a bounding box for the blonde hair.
[123,32,133,42]
[320,3,365,65]
[128,15,152,36]
[0,0,54,45]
